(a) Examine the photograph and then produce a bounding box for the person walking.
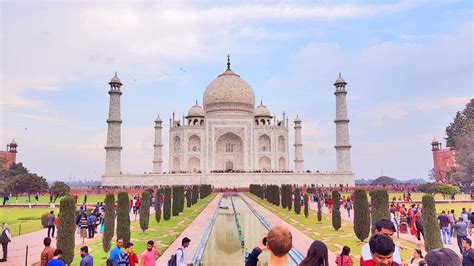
[140,240,161,266]
[80,246,93,266]
[124,243,138,266]
[345,199,353,218]
[454,217,468,254]
[438,210,451,245]
[40,237,55,266]
[415,211,424,241]
[462,237,474,266]
[47,211,56,238]
[0,223,12,262]
[80,213,89,239]
[109,239,125,266]
[87,213,97,238]
[449,209,457,239]
[175,237,190,266]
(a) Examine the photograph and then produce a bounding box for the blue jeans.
[441,226,451,244]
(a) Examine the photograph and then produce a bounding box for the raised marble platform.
[102,172,355,188]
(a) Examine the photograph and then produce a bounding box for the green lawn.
[70,194,216,266]
[247,193,419,266]
[2,194,107,204]
[340,192,473,202]
[0,207,59,236]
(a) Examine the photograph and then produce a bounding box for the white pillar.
[153,116,163,173]
[105,73,123,175]
[334,73,352,173]
[294,115,304,173]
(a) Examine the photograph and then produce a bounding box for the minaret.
[105,73,123,175]
[153,115,163,173]
[334,73,352,173]
[294,115,304,173]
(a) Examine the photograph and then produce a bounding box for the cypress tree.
[163,187,171,220]
[287,186,293,211]
[179,186,185,212]
[186,188,192,208]
[193,185,198,204]
[275,186,280,206]
[139,191,151,233]
[317,193,322,222]
[281,185,287,209]
[294,187,301,215]
[370,189,390,234]
[422,195,443,251]
[103,193,115,252]
[56,196,75,265]
[332,190,341,231]
[354,189,370,242]
[172,186,179,216]
[303,193,309,218]
[116,191,131,243]
[155,189,162,223]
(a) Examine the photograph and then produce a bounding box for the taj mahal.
[102,57,355,187]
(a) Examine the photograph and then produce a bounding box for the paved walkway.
[309,202,473,257]
[155,194,222,265]
[5,210,143,266]
[240,193,338,263]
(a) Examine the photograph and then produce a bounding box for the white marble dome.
[203,69,255,114]
[254,102,272,117]
[187,102,205,117]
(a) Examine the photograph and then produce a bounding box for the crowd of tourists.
[245,219,474,266]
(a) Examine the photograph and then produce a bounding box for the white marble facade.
[168,63,290,174]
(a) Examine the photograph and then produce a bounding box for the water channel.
[196,195,300,266]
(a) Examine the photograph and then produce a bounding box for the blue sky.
[1,0,473,181]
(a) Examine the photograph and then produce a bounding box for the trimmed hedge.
[370,189,390,234]
[353,189,370,242]
[422,195,443,251]
[116,191,131,243]
[56,196,75,264]
[103,193,115,252]
[332,190,341,231]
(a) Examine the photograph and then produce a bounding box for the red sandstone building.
[431,138,456,182]
[0,140,18,169]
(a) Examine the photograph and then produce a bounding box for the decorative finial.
[260,100,263,105]
[115,72,117,77]
[338,72,342,78]
[227,54,231,70]
[195,99,198,105]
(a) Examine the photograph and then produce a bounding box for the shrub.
[103,193,115,253]
[163,187,171,220]
[172,186,180,216]
[353,189,370,242]
[303,194,309,218]
[332,190,341,230]
[41,212,49,228]
[370,189,390,234]
[116,191,131,243]
[287,186,293,211]
[317,193,322,222]
[186,187,192,208]
[422,195,443,251]
[294,187,301,215]
[155,189,161,223]
[56,196,75,264]
[139,191,151,233]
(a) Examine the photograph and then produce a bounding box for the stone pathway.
[309,202,474,257]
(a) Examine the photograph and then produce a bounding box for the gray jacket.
[47,214,55,226]
[454,221,468,237]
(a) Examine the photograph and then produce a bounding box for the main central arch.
[214,132,244,171]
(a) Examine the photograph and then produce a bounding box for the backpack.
[167,247,183,266]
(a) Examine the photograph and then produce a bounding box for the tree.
[371,176,399,186]
[281,185,287,209]
[445,99,473,148]
[155,189,162,223]
[417,183,439,195]
[163,187,171,220]
[353,189,370,242]
[186,187,192,208]
[287,186,293,211]
[103,193,115,253]
[56,196,75,264]
[294,187,301,215]
[437,184,461,200]
[7,173,48,201]
[179,186,185,212]
[316,193,322,222]
[49,181,71,202]
[172,186,180,216]
[452,133,474,185]
[116,191,131,243]
[303,193,309,218]
[370,189,390,234]
[332,190,341,231]
[422,195,443,252]
[140,191,151,233]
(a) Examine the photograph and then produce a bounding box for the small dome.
[431,138,439,144]
[334,73,346,85]
[203,68,255,114]
[254,101,272,117]
[294,115,301,122]
[109,72,122,85]
[155,115,162,122]
[187,101,205,117]
[9,139,17,146]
